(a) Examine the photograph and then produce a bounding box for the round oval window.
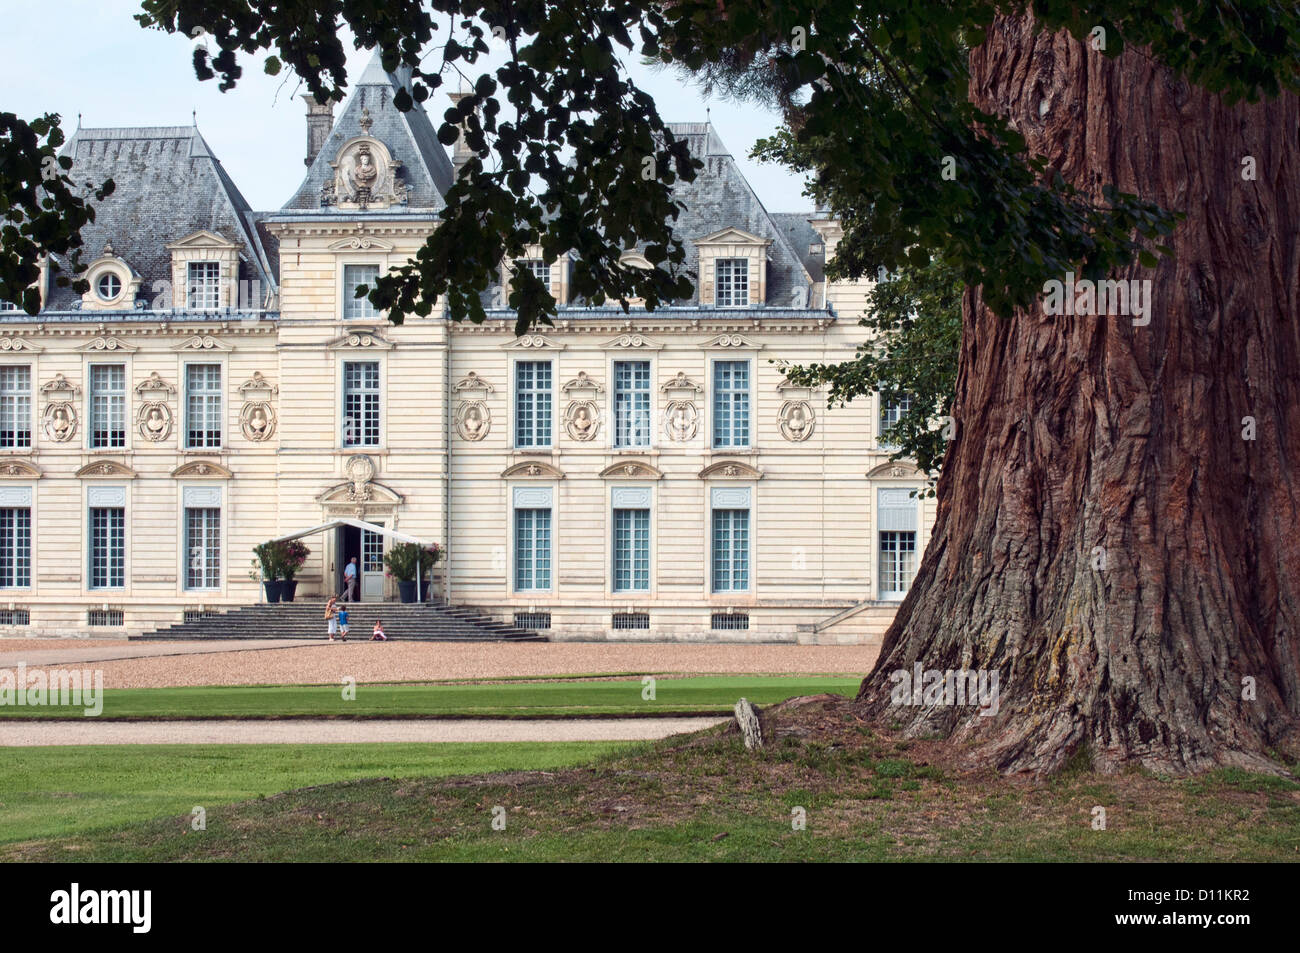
[96,273,121,301]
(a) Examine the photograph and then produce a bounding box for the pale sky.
[0,0,811,212]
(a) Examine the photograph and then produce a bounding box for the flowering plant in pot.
[278,540,310,602]
[252,542,284,603]
[384,542,445,602]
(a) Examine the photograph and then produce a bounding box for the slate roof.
[45,125,276,311]
[281,53,454,212]
[658,122,815,308]
[477,122,821,313]
[771,212,825,284]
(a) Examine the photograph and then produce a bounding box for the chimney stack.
[446,91,477,178]
[302,95,335,167]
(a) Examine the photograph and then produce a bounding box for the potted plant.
[384,542,445,603]
[278,540,310,602]
[252,542,283,603]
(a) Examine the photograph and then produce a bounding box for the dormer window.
[166,231,241,311]
[516,258,552,293]
[96,274,122,302]
[187,261,221,310]
[82,242,140,311]
[502,245,568,305]
[693,228,772,308]
[715,259,749,308]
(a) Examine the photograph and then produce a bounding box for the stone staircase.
[134,602,546,642]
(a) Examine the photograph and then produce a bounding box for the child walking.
[324,597,338,641]
[371,619,387,641]
[337,605,350,641]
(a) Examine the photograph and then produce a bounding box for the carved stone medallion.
[240,401,277,441]
[454,401,491,441]
[663,400,698,442]
[136,401,173,443]
[42,402,78,443]
[564,400,600,441]
[778,399,815,442]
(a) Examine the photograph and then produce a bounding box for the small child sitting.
[371,620,387,641]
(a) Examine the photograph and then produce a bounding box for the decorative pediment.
[315,480,404,505]
[693,227,773,247]
[0,459,41,478]
[40,373,80,397]
[866,462,922,480]
[76,460,138,479]
[600,333,663,350]
[0,336,43,353]
[501,461,566,480]
[776,374,816,397]
[599,460,664,481]
[562,371,604,395]
[698,460,764,480]
[453,372,495,395]
[171,460,233,479]
[172,334,233,352]
[503,333,565,350]
[165,230,241,252]
[329,329,392,350]
[706,333,763,350]
[327,233,397,252]
[660,372,703,396]
[238,372,279,397]
[77,335,138,353]
[135,372,176,396]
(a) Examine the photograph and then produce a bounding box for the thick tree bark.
[857,13,1300,774]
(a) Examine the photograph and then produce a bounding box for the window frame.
[340,359,382,449]
[186,260,222,310]
[87,362,128,451]
[512,506,554,593]
[88,503,126,591]
[612,359,652,449]
[711,358,753,450]
[0,363,33,450]
[183,361,224,451]
[0,504,32,589]
[714,257,750,308]
[512,358,555,449]
[342,262,383,321]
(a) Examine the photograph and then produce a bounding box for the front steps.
[133,602,546,642]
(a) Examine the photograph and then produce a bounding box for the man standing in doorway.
[342,556,359,602]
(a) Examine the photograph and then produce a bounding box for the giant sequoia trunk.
[856,13,1300,774]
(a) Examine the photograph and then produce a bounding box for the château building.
[0,53,935,643]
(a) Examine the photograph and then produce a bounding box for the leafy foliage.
[252,539,311,580]
[382,541,445,581]
[7,2,1298,331]
[0,113,114,312]
[782,257,962,486]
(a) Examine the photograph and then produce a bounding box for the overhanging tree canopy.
[4,1,1299,774]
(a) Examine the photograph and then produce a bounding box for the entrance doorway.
[335,521,386,601]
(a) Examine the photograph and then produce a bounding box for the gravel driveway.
[19,641,877,689]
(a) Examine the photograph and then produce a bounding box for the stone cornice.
[454,315,834,336]
[264,220,437,241]
[2,321,277,340]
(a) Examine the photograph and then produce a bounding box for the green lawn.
[0,676,859,719]
[7,712,1299,861]
[0,742,630,845]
